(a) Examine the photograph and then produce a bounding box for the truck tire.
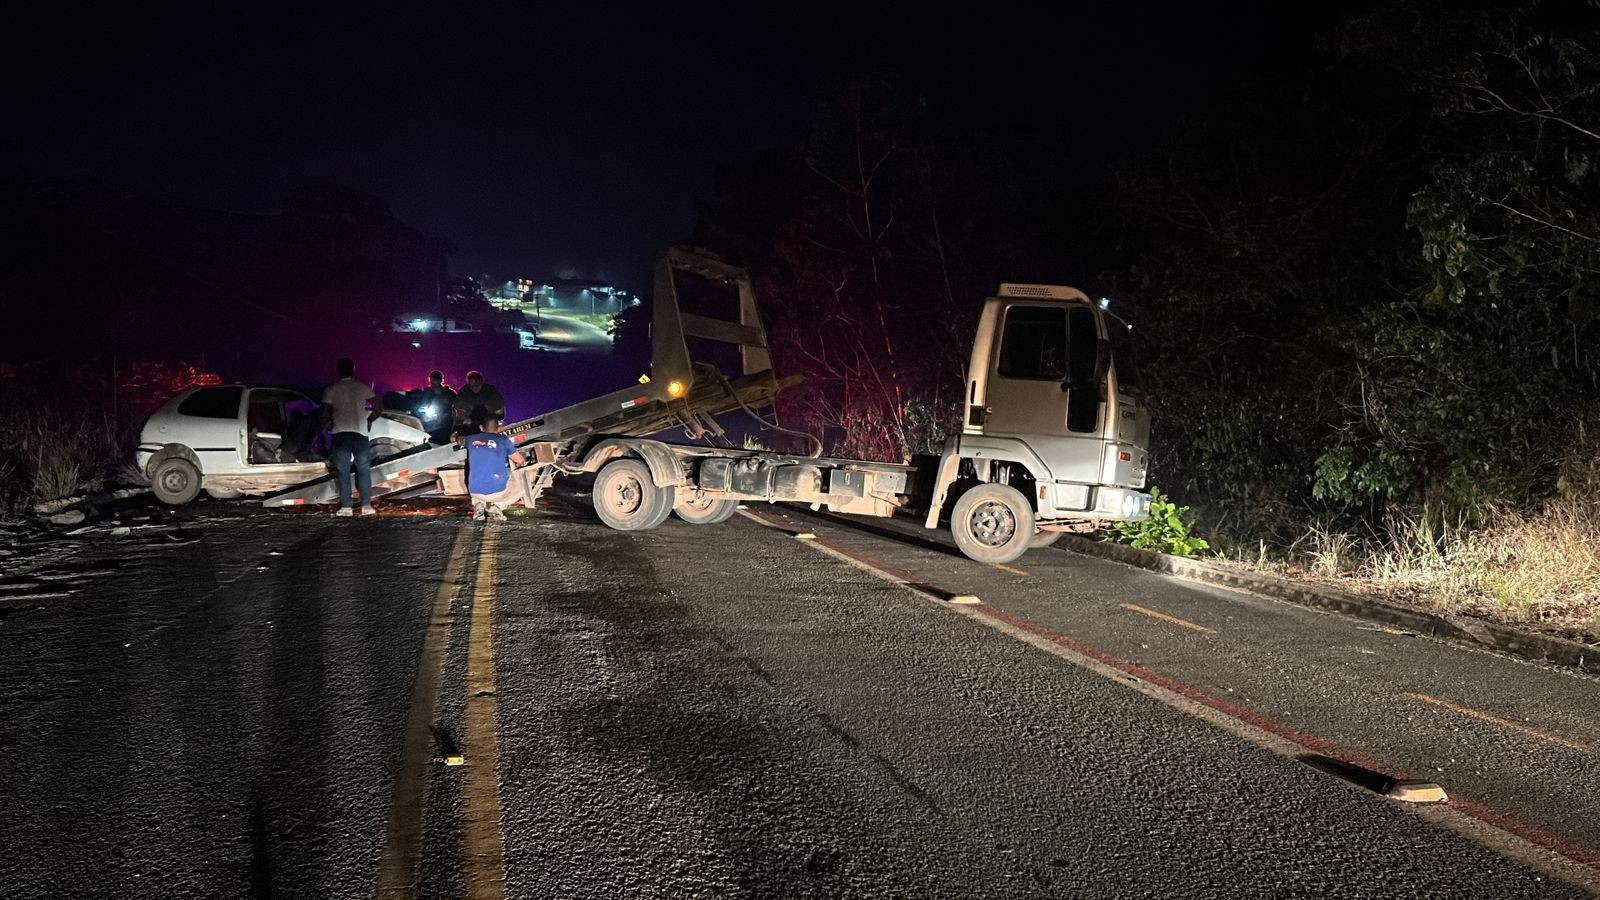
[593,458,673,531]
[674,494,738,525]
[1032,529,1064,549]
[151,456,202,506]
[951,482,1033,564]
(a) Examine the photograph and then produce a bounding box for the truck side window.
[177,386,243,419]
[996,306,1067,380]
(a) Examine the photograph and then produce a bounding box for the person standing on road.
[464,416,527,523]
[452,370,506,437]
[322,357,380,517]
[417,369,456,444]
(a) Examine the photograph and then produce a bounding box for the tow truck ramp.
[262,247,789,509]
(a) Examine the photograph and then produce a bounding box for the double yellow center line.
[462,531,509,899]
[377,524,509,899]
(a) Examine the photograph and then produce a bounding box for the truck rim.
[970,499,1017,547]
[606,474,645,517]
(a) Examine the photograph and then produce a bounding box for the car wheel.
[370,438,405,461]
[951,482,1033,564]
[151,456,202,506]
[1032,529,1064,549]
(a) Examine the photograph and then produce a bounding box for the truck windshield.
[1105,315,1144,395]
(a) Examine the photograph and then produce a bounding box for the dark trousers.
[329,431,374,508]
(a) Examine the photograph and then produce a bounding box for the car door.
[244,388,324,478]
[171,386,247,475]
[979,301,1105,484]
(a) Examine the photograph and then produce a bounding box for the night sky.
[4,3,1316,290]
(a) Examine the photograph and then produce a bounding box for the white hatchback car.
[136,384,431,504]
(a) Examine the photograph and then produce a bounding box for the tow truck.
[264,247,1152,564]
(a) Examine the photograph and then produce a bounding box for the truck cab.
[925,284,1152,562]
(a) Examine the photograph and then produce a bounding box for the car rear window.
[178,386,243,419]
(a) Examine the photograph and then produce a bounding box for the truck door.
[980,302,1105,484]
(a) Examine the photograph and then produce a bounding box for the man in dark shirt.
[452,370,506,437]
[416,370,456,444]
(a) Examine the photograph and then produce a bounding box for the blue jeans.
[329,431,374,509]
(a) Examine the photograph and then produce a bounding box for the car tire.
[150,456,202,506]
[593,458,673,531]
[673,494,739,525]
[951,482,1033,564]
[370,438,405,461]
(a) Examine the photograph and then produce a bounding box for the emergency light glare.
[412,318,430,331]
[667,380,685,398]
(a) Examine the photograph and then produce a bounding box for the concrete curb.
[1061,536,1600,677]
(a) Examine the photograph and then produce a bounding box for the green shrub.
[1102,487,1211,557]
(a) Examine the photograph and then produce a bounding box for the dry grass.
[0,377,124,515]
[28,447,83,506]
[1241,501,1600,640]
[1456,502,1600,631]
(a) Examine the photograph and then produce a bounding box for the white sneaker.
[336,507,354,517]
[360,505,376,516]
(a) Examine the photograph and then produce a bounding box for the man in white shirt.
[321,357,380,516]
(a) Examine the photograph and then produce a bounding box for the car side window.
[177,386,243,419]
[247,397,286,433]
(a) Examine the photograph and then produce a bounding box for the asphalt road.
[1,487,1596,898]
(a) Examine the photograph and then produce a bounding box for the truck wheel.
[951,483,1033,564]
[151,456,202,506]
[593,458,673,531]
[1032,530,1064,549]
[674,494,738,525]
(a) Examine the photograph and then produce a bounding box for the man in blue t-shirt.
[464,417,527,523]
